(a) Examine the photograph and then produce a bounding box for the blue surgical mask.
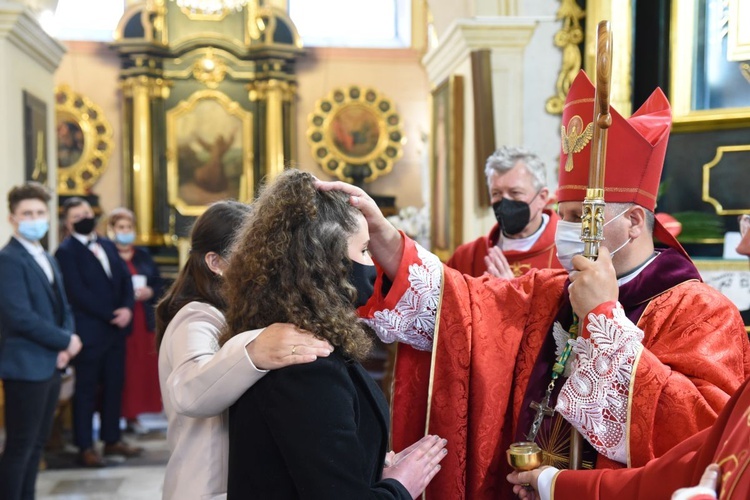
[18,218,49,242]
[114,231,136,245]
[554,208,629,273]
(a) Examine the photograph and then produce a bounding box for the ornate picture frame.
[23,91,48,185]
[430,75,464,262]
[670,0,750,132]
[702,145,750,215]
[306,85,405,184]
[166,89,253,216]
[54,85,113,195]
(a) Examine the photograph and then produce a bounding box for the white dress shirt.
[73,232,112,278]
[14,235,53,283]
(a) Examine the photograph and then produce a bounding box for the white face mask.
[555,209,630,273]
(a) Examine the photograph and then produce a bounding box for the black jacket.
[227,350,411,499]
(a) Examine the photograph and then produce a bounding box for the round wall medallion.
[306,85,405,184]
[55,85,114,195]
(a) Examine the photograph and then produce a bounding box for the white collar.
[617,253,660,286]
[13,235,44,256]
[73,232,96,246]
[498,213,550,253]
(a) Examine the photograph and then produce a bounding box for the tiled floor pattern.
[35,413,168,499]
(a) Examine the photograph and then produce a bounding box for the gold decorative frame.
[702,145,750,215]
[306,85,405,183]
[430,75,464,262]
[191,47,228,88]
[54,85,114,195]
[546,0,585,115]
[166,90,253,216]
[671,0,750,131]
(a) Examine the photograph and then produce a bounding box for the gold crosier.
[507,20,613,473]
[570,19,613,470]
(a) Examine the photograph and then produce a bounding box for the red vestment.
[552,376,750,500]
[446,209,562,277]
[360,236,750,500]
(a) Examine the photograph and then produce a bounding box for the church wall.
[53,41,124,223]
[295,47,431,209]
[0,31,62,246]
[421,0,562,245]
[427,0,474,40]
[520,0,563,196]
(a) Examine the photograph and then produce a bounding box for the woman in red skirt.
[108,208,163,427]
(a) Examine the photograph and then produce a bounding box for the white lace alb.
[363,244,441,352]
[555,304,644,463]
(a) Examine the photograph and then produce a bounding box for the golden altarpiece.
[112,0,302,245]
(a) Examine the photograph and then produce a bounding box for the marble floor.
[34,413,169,499]
[36,463,165,500]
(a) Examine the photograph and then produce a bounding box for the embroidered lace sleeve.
[555,302,644,463]
[362,244,442,352]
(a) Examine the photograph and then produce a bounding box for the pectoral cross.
[525,388,555,442]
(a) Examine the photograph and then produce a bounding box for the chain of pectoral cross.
[525,316,579,442]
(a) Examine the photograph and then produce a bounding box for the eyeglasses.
[739,215,750,236]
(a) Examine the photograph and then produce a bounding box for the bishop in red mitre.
[318,70,750,500]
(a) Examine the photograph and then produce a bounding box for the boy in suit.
[55,198,140,467]
[0,182,82,500]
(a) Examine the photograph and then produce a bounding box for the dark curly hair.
[220,169,372,360]
[155,200,251,350]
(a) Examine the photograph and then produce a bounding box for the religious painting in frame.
[166,90,253,216]
[470,50,495,208]
[54,85,114,195]
[23,91,48,185]
[670,0,750,131]
[430,75,464,262]
[306,85,405,185]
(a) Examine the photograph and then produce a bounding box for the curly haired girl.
[222,169,446,499]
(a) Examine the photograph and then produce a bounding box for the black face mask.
[348,261,377,308]
[492,190,543,236]
[492,199,531,235]
[73,216,97,235]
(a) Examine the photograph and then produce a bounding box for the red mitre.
[557,70,692,259]
[556,70,671,212]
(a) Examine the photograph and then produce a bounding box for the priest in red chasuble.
[318,70,750,500]
[446,147,562,278]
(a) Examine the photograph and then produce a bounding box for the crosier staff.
[569,19,613,471]
[506,20,614,476]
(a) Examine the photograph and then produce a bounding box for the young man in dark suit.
[0,182,82,499]
[55,198,141,467]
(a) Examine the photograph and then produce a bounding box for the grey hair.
[484,146,547,190]
[607,202,655,233]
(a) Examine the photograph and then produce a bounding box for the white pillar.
[422,17,539,243]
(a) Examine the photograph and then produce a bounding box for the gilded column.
[265,79,285,180]
[121,75,170,245]
[249,78,297,182]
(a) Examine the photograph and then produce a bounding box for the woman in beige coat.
[156,200,332,500]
